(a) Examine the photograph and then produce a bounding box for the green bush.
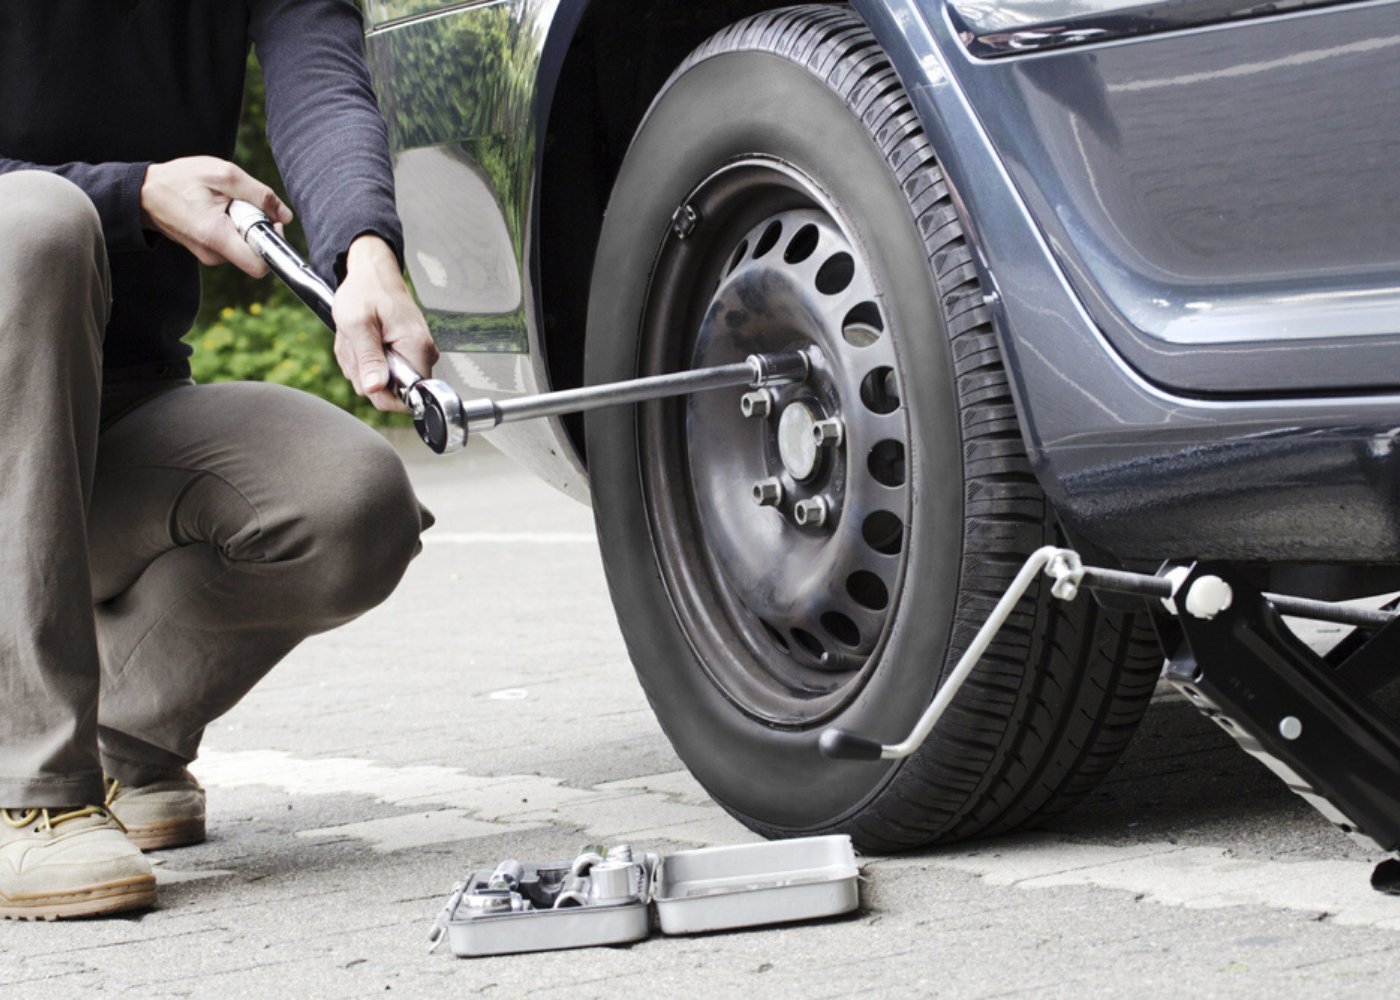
[186,302,405,427]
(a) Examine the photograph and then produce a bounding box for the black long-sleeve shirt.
[0,0,403,373]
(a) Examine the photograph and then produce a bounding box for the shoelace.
[104,776,123,807]
[1,805,126,834]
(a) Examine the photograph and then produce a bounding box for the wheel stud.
[812,418,845,448]
[753,478,784,507]
[794,497,830,528]
[741,390,775,419]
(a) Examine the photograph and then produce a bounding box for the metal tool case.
[430,836,860,958]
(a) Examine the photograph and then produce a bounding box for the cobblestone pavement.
[6,437,1400,997]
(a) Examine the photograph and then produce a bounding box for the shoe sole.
[0,874,157,921]
[123,816,206,852]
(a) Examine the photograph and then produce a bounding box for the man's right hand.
[141,157,293,276]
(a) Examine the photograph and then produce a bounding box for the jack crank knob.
[818,728,886,762]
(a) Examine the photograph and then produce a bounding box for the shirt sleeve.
[0,158,152,253]
[249,0,405,286]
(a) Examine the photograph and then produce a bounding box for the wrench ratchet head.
[407,378,468,455]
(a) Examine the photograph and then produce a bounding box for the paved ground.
[7,437,1400,997]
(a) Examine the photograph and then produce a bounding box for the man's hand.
[332,234,438,413]
[141,157,293,276]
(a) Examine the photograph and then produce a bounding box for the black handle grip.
[818,728,886,761]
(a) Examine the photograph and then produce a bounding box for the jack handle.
[821,547,1398,763]
[227,199,467,455]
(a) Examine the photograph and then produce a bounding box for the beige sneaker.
[0,806,156,920]
[105,771,206,851]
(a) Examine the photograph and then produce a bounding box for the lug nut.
[794,497,829,528]
[812,418,845,448]
[753,478,784,507]
[741,390,775,419]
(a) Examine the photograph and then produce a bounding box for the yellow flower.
[202,338,215,350]
[249,302,263,316]
[220,307,235,320]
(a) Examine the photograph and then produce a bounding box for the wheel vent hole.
[869,440,906,487]
[860,367,900,415]
[792,628,827,662]
[753,221,783,259]
[862,511,904,555]
[847,571,889,612]
[842,301,884,347]
[815,253,855,295]
[729,240,749,274]
[784,224,820,265]
[821,612,861,648]
[760,620,790,653]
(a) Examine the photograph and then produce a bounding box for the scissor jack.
[821,547,1400,891]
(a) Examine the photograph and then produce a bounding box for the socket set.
[429,836,860,958]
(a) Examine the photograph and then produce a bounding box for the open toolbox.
[428,835,861,958]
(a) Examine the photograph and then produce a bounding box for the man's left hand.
[332,234,439,413]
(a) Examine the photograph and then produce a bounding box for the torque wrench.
[229,200,810,454]
[228,199,468,454]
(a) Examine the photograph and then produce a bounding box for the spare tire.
[583,5,1161,850]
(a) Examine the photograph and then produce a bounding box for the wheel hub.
[777,402,820,481]
[680,204,909,681]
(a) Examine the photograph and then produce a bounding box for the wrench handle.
[228,200,337,332]
[228,199,466,454]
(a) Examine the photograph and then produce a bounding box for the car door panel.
[933,0,1400,396]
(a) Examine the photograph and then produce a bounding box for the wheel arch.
[535,0,938,456]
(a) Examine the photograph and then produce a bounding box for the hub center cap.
[778,402,820,480]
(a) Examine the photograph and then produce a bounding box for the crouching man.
[0,0,436,919]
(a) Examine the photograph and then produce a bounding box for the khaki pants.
[0,171,431,807]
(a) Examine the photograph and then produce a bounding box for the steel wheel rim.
[638,159,912,726]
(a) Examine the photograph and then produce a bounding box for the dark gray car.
[363,0,1400,850]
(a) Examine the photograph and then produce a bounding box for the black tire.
[583,5,1161,850]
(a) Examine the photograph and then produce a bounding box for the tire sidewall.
[585,51,967,832]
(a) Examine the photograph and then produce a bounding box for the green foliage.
[189,302,403,427]
[363,0,444,26]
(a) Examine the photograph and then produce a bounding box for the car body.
[366,0,1400,577]
[361,0,1400,848]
